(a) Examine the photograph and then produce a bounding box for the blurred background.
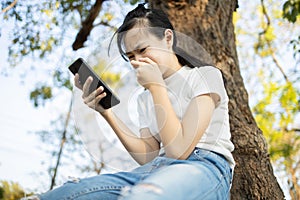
[0,0,299,199]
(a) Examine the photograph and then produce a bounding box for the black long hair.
[109,3,210,68]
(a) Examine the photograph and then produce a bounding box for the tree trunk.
[148,0,285,199]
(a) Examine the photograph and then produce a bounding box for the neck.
[162,56,182,79]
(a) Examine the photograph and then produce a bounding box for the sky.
[0,76,50,190]
[0,17,53,192]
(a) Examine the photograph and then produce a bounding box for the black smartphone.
[68,58,120,109]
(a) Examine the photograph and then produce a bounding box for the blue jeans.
[37,148,232,200]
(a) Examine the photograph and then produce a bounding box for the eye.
[138,47,147,53]
[125,53,134,60]
[128,55,134,60]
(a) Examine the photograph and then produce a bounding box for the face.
[123,27,179,74]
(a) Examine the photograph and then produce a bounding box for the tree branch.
[50,99,72,190]
[268,43,290,82]
[93,20,116,29]
[260,0,290,82]
[1,0,18,13]
[72,0,105,50]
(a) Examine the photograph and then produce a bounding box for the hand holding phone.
[68,58,120,109]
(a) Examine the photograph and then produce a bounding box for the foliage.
[1,0,132,107]
[93,60,121,88]
[252,73,300,199]
[282,0,300,61]
[254,0,300,60]
[234,0,300,199]
[0,180,30,200]
[235,0,300,198]
[0,0,137,66]
[30,85,53,107]
[253,77,300,160]
[282,0,300,23]
[29,68,73,107]
[1,0,95,66]
[290,35,300,58]
[124,0,140,5]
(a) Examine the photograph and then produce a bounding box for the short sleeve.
[137,93,148,129]
[190,66,226,104]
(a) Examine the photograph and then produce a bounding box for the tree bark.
[148,0,285,199]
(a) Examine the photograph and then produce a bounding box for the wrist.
[99,108,112,118]
[148,83,166,93]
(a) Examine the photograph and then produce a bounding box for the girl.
[35,3,234,200]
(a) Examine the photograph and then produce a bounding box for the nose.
[134,54,143,61]
[130,54,143,69]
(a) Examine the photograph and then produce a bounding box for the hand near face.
[130,57,165,90]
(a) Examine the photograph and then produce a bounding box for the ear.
[164,29,173,49]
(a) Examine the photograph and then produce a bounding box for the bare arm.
[149,84,216,159]
[75,74,160,165]
[131,58,217,159]
[100,109,160,165]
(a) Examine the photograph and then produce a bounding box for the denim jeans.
[36,148,232,200]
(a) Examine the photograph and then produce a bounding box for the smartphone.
[68,58,120,109]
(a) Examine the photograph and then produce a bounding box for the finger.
[130,58,156,66]
[94,91,107,104]
[83,86,104,103]
[74,74,83,90]
[137,57,156,65]
[130,60,144,68]
[86,92,107,109]
[82,76,93,98]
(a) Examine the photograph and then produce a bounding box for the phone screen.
[68,58,120,109]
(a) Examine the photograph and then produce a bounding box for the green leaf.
[282,0,300,23]
[30,85,53,107]
[130,0,140,5]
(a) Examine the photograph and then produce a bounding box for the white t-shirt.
[137,65,235,168]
